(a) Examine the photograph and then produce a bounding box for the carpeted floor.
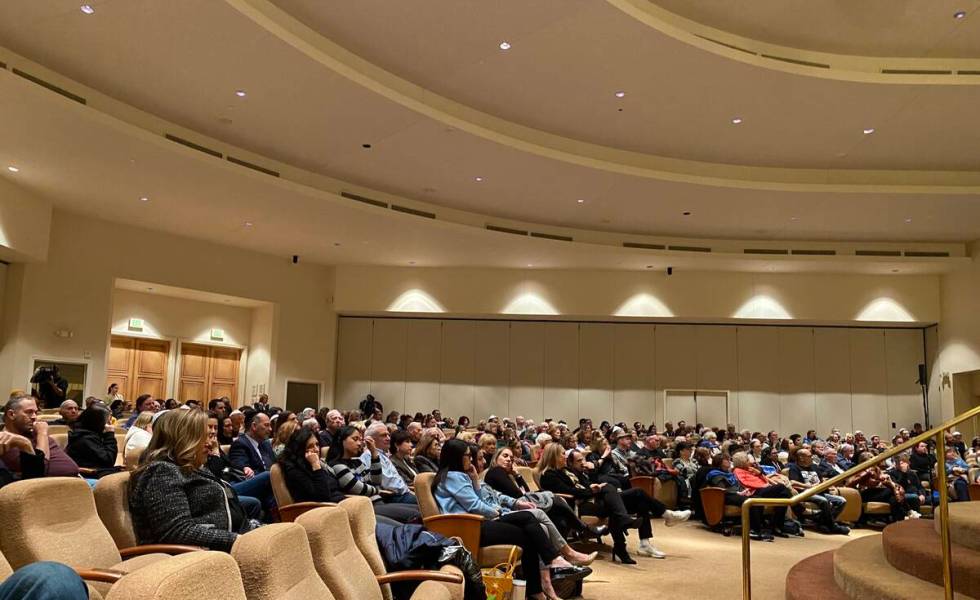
[565,521,880,600]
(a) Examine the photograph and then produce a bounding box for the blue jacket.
[228,435,275,473]
[434,472,500,518]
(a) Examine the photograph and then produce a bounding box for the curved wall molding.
[223,0,980,194]
[607,0,980,84]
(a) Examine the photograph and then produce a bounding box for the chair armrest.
[422,514,484,555]
[279,501,337,522]
[78,467,98,476]
[378,489,395,497]
[376,570,465,585]
[699,486,726,527]
[118,544,203,558]
[75,568,127,584]
[555,493,576,501]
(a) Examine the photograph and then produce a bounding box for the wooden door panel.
[179,381,207,403]
[180,344,210,379]
[210,348,240,382]
[136,340,169,376]
[209,383,236,401]
[135,377,166,400]
[106,375,130,399]
[178,344,239,404]
[107,337,135,372]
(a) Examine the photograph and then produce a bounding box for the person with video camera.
[30,365,69,409]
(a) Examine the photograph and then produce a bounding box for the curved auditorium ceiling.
[0,0,978,263]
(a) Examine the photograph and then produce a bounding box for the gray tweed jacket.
[129,460,247,552]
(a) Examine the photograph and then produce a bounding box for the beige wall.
[335,317,926,438]
[0,210,337,407]
[934,242,980,422]
[111,289,255,347]
[334,266,941,325]
[0,178,52,263]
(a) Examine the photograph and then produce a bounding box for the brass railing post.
[935,432,954,600]
[741,498,754,600]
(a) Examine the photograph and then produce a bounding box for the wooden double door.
[107,336,171,402]
[177,343,241,405]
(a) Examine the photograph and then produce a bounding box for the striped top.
[329,455,382,501]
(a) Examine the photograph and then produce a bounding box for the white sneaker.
[664,509,692,527]
[907,510,921,520]
[636,543,666,559]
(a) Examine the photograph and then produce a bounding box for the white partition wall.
[335,318,928,437]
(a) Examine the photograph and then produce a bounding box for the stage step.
[935,501,980,553]
[882,519,980,598]
[833,534,970,600]
[784,550,848,600]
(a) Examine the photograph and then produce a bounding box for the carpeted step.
[785,550,848,600]
[834,534,970,600]
[882,519,980,598]
[934,501,980,553]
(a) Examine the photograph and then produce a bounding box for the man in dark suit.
[229,411,274,476]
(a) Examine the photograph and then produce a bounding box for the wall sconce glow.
[503,293,559,316]
[387,289,446,313]
[856,298,915,322]
[733,296,792,319]
[614,294,674,318]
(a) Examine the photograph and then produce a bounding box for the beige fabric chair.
[0,550,11,583]
[296,506,460,600]
[231,523,336,600]
[106,551,247,600]
[94,471,138,549]
[414,473,518,567]
[124,446,143,471]
[0,478,197,597]
[50,432,69,450]
[114,433,127,467]
[338,496,464,600]
[46,424,69,435]
[268,463,336,522]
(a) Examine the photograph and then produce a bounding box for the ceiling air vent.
[881,68,952,75]
[668,245,711,253]
[391,204,436,219]
[340,191,387,209]
[226,156,279,177]
[12,68,86,104]
[903,251,950,257]
[530,232,572,242]
[695,35,757,56]
[165,134,222,158]
[760,54,830,69]
[791,249,836,256]
[0,60,7,69]
[957,70,980,75]
[855,250,902,257]
[744,248,789,255]
[486,225,528,236]
[623,242,666,250]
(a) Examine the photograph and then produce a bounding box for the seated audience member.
[51,399,80,427]
[65,403,121,478]
[672,441,698,502]
[888,454,926,516]
[837,444,856,470]
[1,392,79,478]
[207,398,228,419]
[106,382,125,404]
[123,394,158,429]
[414,431,442,473]
[965,436,980,466]
[229,410,246,437]
[0,561,89,600]
[817,448,847,479]
[786,449,849,534]
[944,447,972,501]
[531,432,551,463]
[204,413,272,514]
[406,421,423,444]
[302,417,319,433]
[389,429,419,488]
[432,439,588,600]
[318,408,345,449]
[478,433,498,465]
[731,452,794,538]
[0,430,45,487]
[909,441,937,482]
[704,454,770,540]
[229,411,275,475]
[846,451,907,523]
[215,414,237,445]
[761,446,785,471]
[327,426,419,523]
[277,427,345,503]
[362,422,418,504]
[108,399,126,421]
[129,409,261,551]
[272,419,299,457]
[123,411,156,457]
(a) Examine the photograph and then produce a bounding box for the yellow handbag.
[482,546,519,600]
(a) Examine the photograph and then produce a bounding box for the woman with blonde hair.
[124,411,154,459]
[129,409,261,551]
[272,419,299,457]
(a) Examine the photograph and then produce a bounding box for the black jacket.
[540,468,593,501]
[414,455,439,474]
[281,460,345,503]
[65,429,118,470]
[483,466,529,499]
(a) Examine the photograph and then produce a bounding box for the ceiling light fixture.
[499,41,511,50]
[527,263,534,267]
[244,221,253,227]
[576,199,585,204]
[614,91,626,98]
[235,90,247,97]
[954,10,967,19]
[863,127,875,135]
[6,166,19,173]
[80,4,94,14]
[139,196,149,202]
[904,217,913,223]
[474,176,484,182]
[731,117,743,124]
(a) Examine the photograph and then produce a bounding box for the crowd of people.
[2,386,979,599]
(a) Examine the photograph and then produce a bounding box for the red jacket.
[734,467,769,492]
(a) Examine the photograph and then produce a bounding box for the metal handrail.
[740,403,980,600]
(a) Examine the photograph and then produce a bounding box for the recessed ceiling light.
[80,5,94,14]
[614,91,626,98]
[527,263,534,267]
[244,221,253,228]
[146,287,154,292]
[954,10,967,19]
[499,41,511,50]
[731,117,743,124]
[235,90,247,97]
[6,166,19,173]
[474,176,484,182]
[682,211,691,216]
[333,242,341,247]
[408,261,416,265]
[576,199,585,204]
[139,196,149,202]
[790,216,799,221]
[904,217,913,223]
[891,268,900,273]
[645,265,654,269]
[863,127,875,135]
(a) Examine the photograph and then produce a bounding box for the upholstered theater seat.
[231,523,337,600]
[106,551,248,600]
